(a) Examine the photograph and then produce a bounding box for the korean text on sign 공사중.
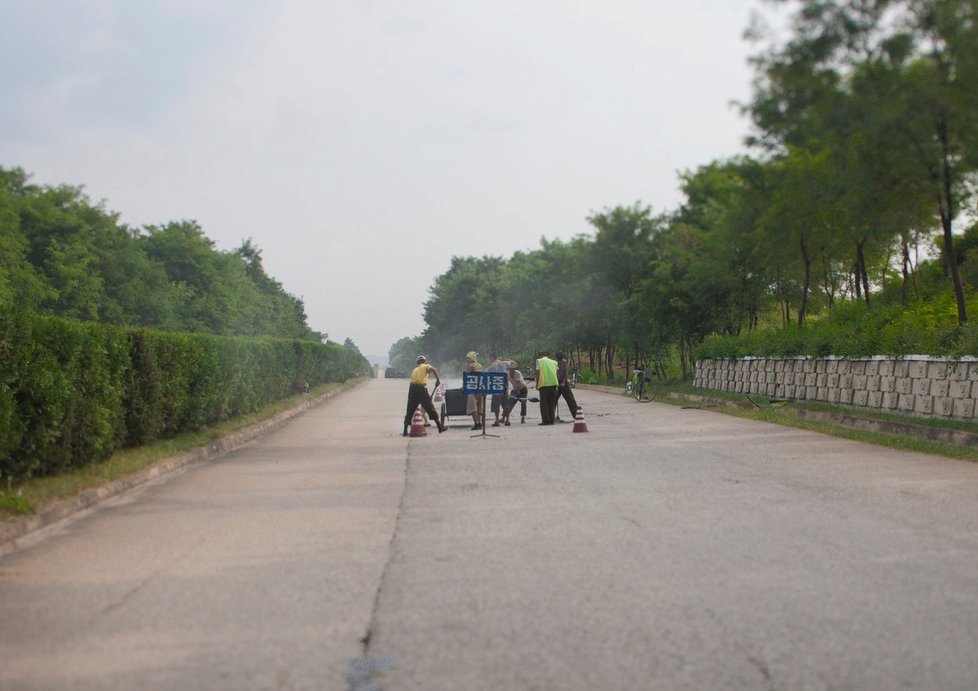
[462,371,507,395]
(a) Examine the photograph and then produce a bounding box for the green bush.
[0,310,368,482]
[123,329,164,446]
[43,318,128,473]
[3,315,128,477]
[694,296,978,361]
[0,310,30,475]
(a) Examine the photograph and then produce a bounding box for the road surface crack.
[347,444,412,690]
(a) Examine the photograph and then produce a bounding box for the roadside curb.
[572,384,625,395]
[666,391,757,409]
[0,379,365,557]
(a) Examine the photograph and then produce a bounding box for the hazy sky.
[1,1,784,360]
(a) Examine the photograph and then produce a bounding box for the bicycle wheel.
[635,383,655,402]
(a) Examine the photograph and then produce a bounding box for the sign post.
[462,371,508,439]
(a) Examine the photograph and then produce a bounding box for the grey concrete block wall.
[693,356,978,422]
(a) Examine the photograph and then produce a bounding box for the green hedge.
[695,296,978,361]
[0,310,367,482]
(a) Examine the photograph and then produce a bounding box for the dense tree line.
[408,0,978,378]
[0,166,320,340]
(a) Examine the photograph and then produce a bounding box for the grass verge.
[645,381,978,462]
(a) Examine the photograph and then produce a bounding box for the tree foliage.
[0,167,321,340]
[748,0,978,322]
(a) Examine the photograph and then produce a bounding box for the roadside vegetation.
[0,168,369,502]
[0,167,321,340]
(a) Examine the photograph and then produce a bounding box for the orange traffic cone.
[572,406,589,433]
[409,406,428,437]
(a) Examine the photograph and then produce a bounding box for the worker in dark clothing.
[555,352,579,422]
[404,356,445,436]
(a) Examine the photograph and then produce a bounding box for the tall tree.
[586,204,659,374]
[422,256,507,362]
[749,0,978,322]
[676,157,772,333]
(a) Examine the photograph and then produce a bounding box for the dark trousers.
[538,385,559,424]
[490,391,508,415]
[504,386,527,418]
[557,385,578,418]
[405,383,439,427]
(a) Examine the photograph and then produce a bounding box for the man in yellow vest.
[534,351,559,425]
[404,356,445,436]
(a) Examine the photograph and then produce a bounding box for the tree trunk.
[941,212,967,323]
[820,256,835,310]
[901,241,911,306]
[936,112,967,323]
[911,242,920,300]
[605,341,616,379]
[856,238,871,309]
[681,335,694,378]
[797,233,811,327]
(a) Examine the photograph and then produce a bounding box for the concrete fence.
[694,356,978,421]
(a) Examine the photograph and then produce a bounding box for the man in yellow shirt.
[404,356,445,436]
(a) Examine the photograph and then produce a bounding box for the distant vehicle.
[384,367,407,378]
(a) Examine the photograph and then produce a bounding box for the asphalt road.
[2,378,978,690]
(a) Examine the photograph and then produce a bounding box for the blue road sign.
[462,371,508,395]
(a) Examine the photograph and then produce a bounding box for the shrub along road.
[2,379,978,689]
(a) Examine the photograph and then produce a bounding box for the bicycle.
[627,367,656,402]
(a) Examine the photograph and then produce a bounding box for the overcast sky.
[1,1,785,361]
